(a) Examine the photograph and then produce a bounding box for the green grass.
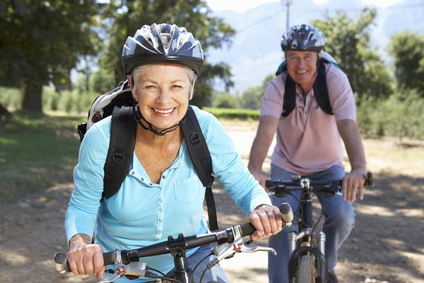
[203,107,260,120]
[0,111,84,204]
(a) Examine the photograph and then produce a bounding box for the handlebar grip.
[265,180,273,187]
[364,172,374,187]
[54,252,71,273]
[239,222,256,237]
[53,251,116,274]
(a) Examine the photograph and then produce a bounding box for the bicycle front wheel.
[296,255,315,283]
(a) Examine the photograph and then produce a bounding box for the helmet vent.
[147,38,154,47]
[161,33,172,52]
[308,32,314,42]
[299,32,305,45]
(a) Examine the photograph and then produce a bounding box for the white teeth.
[153,108,174,114]
[296,70,307,74]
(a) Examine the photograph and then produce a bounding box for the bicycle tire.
[296,255,315,283]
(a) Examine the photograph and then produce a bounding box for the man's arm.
[337,119,367,204]
[248,115,279,188]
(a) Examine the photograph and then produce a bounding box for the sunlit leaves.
[311,8,393,100]
[387,32,424,95]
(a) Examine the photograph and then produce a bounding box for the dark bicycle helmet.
[122,23,204,76]
[281,24,325,53]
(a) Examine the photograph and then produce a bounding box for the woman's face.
[130,64,193,132]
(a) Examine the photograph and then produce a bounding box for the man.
[247,24,367,283]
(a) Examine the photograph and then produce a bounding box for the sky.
[206,0,406,12]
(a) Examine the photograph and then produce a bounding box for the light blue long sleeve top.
[65,106,271,281]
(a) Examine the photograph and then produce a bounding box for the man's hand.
[249,205,283,241]
[67,234,106,281]
[337,119,367,205]
[342,170,366,204]
[250,170,269,189]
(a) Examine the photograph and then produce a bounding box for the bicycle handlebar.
[265,172,374,189]
[54,220,275,274]
[54,202,292,276]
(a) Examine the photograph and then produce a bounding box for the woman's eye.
[145,85,156,90]
[172,85,183,89]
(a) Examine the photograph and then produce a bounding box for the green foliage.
[42,87,99,114]
[0,0,101,112]
[203,107,259,120]
[356,89,424,141]
[240,86,263,109]
[311,8,393,100]
[99,0,235,108]
[0,112,82,204]
[387,32,424,95]
[239,74,275,110]
[212,93,237,108]
[0,87,23,110]
[90,71,117,94]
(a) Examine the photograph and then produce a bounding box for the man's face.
[285,50,318,92]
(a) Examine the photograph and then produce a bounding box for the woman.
[65,23,282,282]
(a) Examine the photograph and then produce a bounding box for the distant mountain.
[207,0,424,93]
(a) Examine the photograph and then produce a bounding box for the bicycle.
[266,172,374,283]
[53,202,294,283]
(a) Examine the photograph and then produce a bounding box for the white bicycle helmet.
[122,23,204,76]
[281,24,325,53]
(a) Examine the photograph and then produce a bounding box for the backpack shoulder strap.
[282,74,297,117]
[313,62,334,115]
[103,102,137,199]
[180,106,217,231]
[282,63,334,117]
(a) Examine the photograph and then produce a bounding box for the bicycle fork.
[288,229,326,258]
[287,189,328,283]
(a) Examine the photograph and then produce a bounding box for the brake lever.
[208,225,277,269]
[98,272,123,283]
[97,254,159,283]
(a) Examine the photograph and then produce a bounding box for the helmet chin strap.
[132,102,180,136]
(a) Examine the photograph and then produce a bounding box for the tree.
[213,93,237,108]
[0,0,101,112]
[311,8,393,100]
[89,70,116,94]
[240,74,275,109]
[99,0,235,108]
[387,31,424,95]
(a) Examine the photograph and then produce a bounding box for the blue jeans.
[268,164,355,283]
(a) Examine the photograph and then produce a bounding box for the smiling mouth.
[296,70,308,74]
[153,108,175,114]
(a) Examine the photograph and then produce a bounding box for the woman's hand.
[67,233,105,281]
[249,205,283,241]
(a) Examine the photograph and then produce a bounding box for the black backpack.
[275,51,340,117]
[77,81,219,231]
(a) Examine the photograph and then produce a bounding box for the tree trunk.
[0,103,12,124]
[22,80,43,112]
[67,69,73,91]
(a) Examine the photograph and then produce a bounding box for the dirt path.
[0,120,423,283]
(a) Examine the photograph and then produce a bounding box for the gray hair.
[132,64,197,97]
